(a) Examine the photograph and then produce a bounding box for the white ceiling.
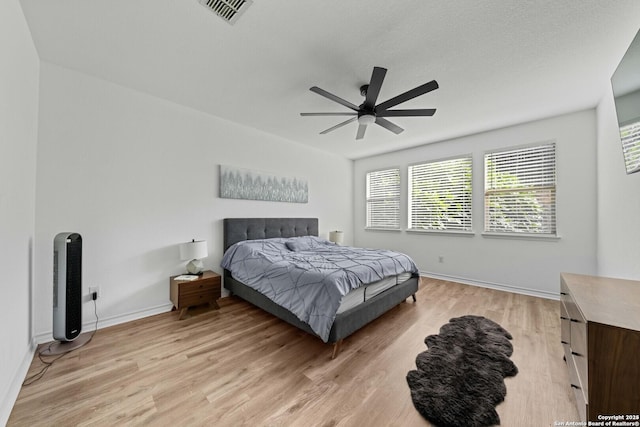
[19,0,640,159]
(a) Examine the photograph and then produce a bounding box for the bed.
[222,217,419,358]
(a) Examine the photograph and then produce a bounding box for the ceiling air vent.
[198,0,253,25]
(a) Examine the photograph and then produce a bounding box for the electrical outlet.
[89,286,101,299]
[438,256,444,263]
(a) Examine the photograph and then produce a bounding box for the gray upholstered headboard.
[223,218,319,252]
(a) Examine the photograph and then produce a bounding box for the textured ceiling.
[20,0,640,159]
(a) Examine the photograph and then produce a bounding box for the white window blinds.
[484,143,556,235]
[366,168,400,229]
[408,157,472,232]
[621,120,640,174]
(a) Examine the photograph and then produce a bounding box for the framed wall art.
[219,165,308,203]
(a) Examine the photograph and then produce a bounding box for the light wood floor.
[9,278,580,426]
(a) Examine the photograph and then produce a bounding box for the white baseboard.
[420,270,559,300]
[1,340,37,426]
[33,302,174,345]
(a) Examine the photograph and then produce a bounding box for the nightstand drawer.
[179,289,216,307]
[179,279,220,296]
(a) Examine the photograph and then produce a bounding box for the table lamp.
[180,239,208,274]
[329,231,344,245]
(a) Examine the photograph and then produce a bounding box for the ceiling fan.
[300,66,438,140]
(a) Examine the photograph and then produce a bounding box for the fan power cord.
[22,298,99,386]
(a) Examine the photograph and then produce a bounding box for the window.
[484,143,556,235]
[620,119,640,174]
[366,168,400,229]
[408,156,472,232]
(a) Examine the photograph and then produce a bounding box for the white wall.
[611,89,640,125]
[0,0,40,423]
[354,110,598,297]
[596,88,640,279]
[33,62,353,340]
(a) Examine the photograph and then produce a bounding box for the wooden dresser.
[560,273,640,421]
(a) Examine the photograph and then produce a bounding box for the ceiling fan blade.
[375,80,439,112]
[300,112,358,116]
[376,108,436,117]
[356,124,367,140]
[320,117,358,134]
[363,67,387,110]
[375,117,404,135]
[310,87,360,111]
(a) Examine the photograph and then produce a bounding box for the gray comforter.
[220,236,418,342]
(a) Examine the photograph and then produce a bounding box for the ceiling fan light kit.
[301,66,438,140]
[357,114,376,126]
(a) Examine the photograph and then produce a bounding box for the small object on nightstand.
[174,274,199,281]
[170,270,221,320]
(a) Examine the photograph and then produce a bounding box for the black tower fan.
[53,232,82,341]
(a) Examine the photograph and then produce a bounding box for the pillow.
[285,236,332,252]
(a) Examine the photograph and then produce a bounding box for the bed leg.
[331,340,343,359]
[411,294,416,302]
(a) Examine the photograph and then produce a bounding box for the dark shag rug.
[406,315,518,427]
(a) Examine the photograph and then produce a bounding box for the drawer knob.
[570,318,581,323]
[561,340,569,344]
[560,292,568,295]
[570,384,580,390]
[571,351,583,357]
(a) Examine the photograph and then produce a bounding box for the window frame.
[482,141,559,240]
[407,155,474,234]
[365,167,401,231]
[620,118,640,174]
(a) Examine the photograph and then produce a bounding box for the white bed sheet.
[336,275,408,314]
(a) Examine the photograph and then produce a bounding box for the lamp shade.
[180,239,208,261]
[329,231,344,245]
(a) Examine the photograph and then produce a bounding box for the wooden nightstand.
[170,270,221,320]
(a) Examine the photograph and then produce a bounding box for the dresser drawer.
[567,351,588,421]
[560,279,571,300]
[573,352,588,400]
[560,300,570,345]
[563,291,589,399]
[571,379,588,422]
[561,281,584,323]
[562,295,585,325]
[569,320,587,359]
